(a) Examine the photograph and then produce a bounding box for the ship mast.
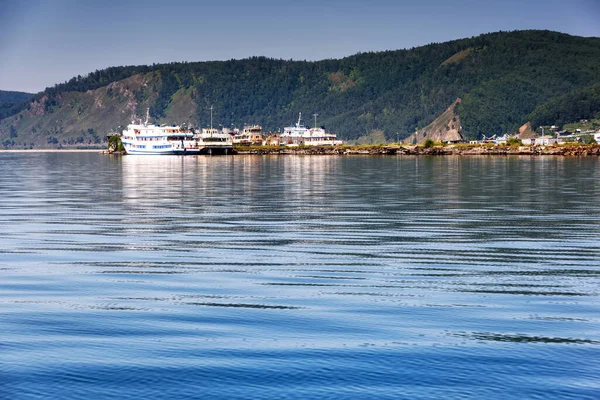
[313,113,318,129]
[144,108,150,126]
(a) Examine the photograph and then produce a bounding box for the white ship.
[195,127,234,154]
[281,113,343,146]
[232,125,264,145]
[120,109,232,155]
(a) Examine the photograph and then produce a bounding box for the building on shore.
[533,136,558,146]
[264,134,282,147]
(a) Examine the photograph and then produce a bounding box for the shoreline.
[0,149,103,153]
[233,144,600,156]
[2,144,599,156]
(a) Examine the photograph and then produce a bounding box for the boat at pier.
[281,113,343,146]
[232,125,264,145]
[195,128,234,155]
[120,110,232,155]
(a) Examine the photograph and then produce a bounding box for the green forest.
[0,90,33,120]
[2,30,600,145]
[528,84,600,128]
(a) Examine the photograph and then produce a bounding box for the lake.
[1,152,599,399]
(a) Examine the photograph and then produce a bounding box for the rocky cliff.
[403,99,464,144]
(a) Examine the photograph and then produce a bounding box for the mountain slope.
[403,98,463,144]
[528,83,600,128]
[1,30,600,148]
[0,90,33,120]
[0,90,33,104]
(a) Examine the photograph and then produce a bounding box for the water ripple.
[1,153,599,399]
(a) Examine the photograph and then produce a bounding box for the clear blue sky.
[1,0,599,93]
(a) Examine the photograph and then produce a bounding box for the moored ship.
[281,113,343,146]
[232,125,264,145]
[120,110,232,155]
[195,128,234,154]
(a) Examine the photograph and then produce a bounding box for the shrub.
[108,135,125,152]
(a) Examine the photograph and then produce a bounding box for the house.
[264,134,282,146]
[534,136,558,146]
[556,134,579,144]
[494,134,510,145]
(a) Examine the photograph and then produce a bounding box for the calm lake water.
[1,152,600,399]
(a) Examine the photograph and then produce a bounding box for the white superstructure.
[280,113,343,146]
[302,127,344,146]
[120,109,232,155]
[280,113,309,146]
[195,128,234,154]
[232,125,264,145]
[121,123,196,155]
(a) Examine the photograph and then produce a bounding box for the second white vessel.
[281,113,343,146]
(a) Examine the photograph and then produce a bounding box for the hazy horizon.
[1,0,599,93]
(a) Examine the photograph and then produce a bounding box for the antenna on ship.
[297,112,302,127]
[209,105,214,130]
[144,108,150,126]
[313,113,318,129]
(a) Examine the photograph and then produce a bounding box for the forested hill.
[1,30,600,148]
[0,90,33,120]
[0,90,32,104]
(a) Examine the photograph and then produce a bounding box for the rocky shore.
[234,144,600,156]
[98,144,600,156]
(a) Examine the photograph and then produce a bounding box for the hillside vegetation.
[0,90,33,120]
[528,84,600,129]
[1,30,600,148]
[0,90,32,104]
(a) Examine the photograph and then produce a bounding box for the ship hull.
[125,146,233,155]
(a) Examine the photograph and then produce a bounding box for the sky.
[1,0,599,93]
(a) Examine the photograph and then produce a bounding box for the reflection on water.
[1,153,600,399]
